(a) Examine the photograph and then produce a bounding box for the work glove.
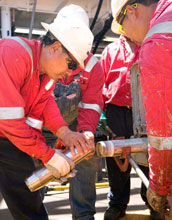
[44,149,75,179]
[146,186,170,217]
[58,169,78,184]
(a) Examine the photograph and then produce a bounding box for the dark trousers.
[43,119,97,220]
[105,104,148,209]
[0,138,48,220]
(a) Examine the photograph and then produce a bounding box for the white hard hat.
[111,0,129,34]
[41,4,94,69]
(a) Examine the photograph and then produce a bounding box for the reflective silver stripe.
[26,117,43,129]
[148,135,172,150]
[9,37,33,76]
[84,55,98,72]
[0,107,24,119]
[144,21,172,41]
[45,79,54,91]
[78,102,102,115]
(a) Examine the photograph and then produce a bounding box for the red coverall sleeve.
[0,45,54,164]
[101,46,111,80]
[77,61,104,133]
[139,37,172,195]
[43,94,67,134]
[100,45,111,107]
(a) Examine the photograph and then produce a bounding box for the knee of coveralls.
[148,144,172,196]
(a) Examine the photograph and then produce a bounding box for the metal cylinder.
[96,137,148,157]
[25,148,93,192]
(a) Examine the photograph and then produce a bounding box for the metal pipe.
[96,137,148,157]
[25,148,94,192]
[1,6,11,38]
[28,0,37,39]
[127,154,149,188]
[46,182,109,192]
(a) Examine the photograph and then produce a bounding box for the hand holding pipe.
[25,148,94,192]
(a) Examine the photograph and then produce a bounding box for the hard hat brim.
[41,22,85,69]
[111,18,121,34]
[111,0,129,19]
[111,0,130,34]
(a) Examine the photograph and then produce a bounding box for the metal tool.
[96,138,149,188]
[127,154,149,188]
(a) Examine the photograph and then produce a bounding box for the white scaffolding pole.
[1,6,11,38]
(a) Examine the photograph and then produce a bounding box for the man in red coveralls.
[60,53,104,220]
[43,43,104,220]
[100,35,139,220]
[0,4,95,220]
[42,5,104,220]
[111,0,172,217]
[101,35,164,220]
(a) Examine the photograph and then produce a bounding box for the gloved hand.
[44,149,75,179]
[146,186,170,217]
[58,169,78,184]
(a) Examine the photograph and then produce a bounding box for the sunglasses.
[117,2,138,34]
[62,46,78,71]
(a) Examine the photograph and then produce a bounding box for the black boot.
[104,206,126,220]
[150,209,165,220]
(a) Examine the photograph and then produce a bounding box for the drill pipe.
[96,137,148,157]
[25,149,94,192]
